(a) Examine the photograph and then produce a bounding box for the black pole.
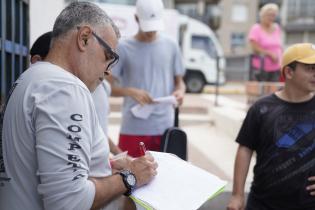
[214,56,220,106]
[174,107,179,127]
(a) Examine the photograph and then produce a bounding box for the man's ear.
[30,55,42,64]
[283,66,293,79]
[77,26,92,51]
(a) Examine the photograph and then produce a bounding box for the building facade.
[282,0,315,47]
[174,0,221,30]
[172,0,259,57]
[217,0,258,56]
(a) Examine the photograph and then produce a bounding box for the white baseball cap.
[136,0,165,32]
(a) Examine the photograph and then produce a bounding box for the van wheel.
[184,72,206,93]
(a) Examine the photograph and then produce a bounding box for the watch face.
[126,174,136,187]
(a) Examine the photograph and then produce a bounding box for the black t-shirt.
[237,94,315,209]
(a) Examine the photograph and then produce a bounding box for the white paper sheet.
[153,96,177,105]
[131,96,177,119]
[131,104,155,119]
[131,152,227,210]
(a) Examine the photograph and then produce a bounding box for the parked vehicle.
[180,16,226,92]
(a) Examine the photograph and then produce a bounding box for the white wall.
[30,1,180,45]
[30,0,66,46]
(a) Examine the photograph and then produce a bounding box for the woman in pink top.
[248,3,282,81]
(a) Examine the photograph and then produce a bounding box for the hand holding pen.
[128,141,158,187]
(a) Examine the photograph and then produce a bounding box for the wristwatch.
[117,170,137,196]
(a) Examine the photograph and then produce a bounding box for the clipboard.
[129,152,227,210]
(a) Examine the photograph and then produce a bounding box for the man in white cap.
[109,0,186,157]
[228,43,315,210]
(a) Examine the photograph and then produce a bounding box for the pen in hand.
[139,141,146,156]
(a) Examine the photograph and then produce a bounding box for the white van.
[180,16,226,93]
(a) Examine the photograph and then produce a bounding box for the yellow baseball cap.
[281,43,315,73]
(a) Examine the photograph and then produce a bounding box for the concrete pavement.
[108,83,255,209]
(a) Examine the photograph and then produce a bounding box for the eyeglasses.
[91,31,119,71]
[76,27,119,71]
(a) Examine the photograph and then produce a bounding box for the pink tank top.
[249,23,282,72]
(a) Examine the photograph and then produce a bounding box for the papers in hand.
[131,152,227,210]
[131,96,178,119]
[110,151,128,161]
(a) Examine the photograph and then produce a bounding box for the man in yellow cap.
[228,43,315,210]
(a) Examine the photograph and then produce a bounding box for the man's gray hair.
[52,1,120,39]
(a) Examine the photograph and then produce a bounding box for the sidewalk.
[203,82,246,95]
[187,83,254,210]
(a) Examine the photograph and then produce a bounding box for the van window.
[191,35,217,58]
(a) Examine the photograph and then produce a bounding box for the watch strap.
[117,170,136,196]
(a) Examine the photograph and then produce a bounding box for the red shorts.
[118,134,162,157]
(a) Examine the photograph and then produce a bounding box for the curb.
[203,89,245,95]
[201,94,247,139]
[203,85,245,95]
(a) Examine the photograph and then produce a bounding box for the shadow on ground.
[198,192,248,210]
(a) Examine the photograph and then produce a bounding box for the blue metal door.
[0,0,29,109]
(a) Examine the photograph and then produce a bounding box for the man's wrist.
[126,87,136,95]
[231,191,245,197]
[116,170,137,196]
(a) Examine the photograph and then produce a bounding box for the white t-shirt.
[0,62,112,210]
[92,80,111,135]
[112,34,185,135]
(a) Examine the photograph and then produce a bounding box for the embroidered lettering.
[68,143,81,151]
[72,174,85,181]
[67,154,80,162]
[70,114,83,121]
[68,125,81,133]
[67,134,81,142]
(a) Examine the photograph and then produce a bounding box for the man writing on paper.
[0,2,157,210]
[108,0,186,157]
[30,31,122,156]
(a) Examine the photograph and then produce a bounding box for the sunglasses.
[92,31,119,71]
[77,26,119,71]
